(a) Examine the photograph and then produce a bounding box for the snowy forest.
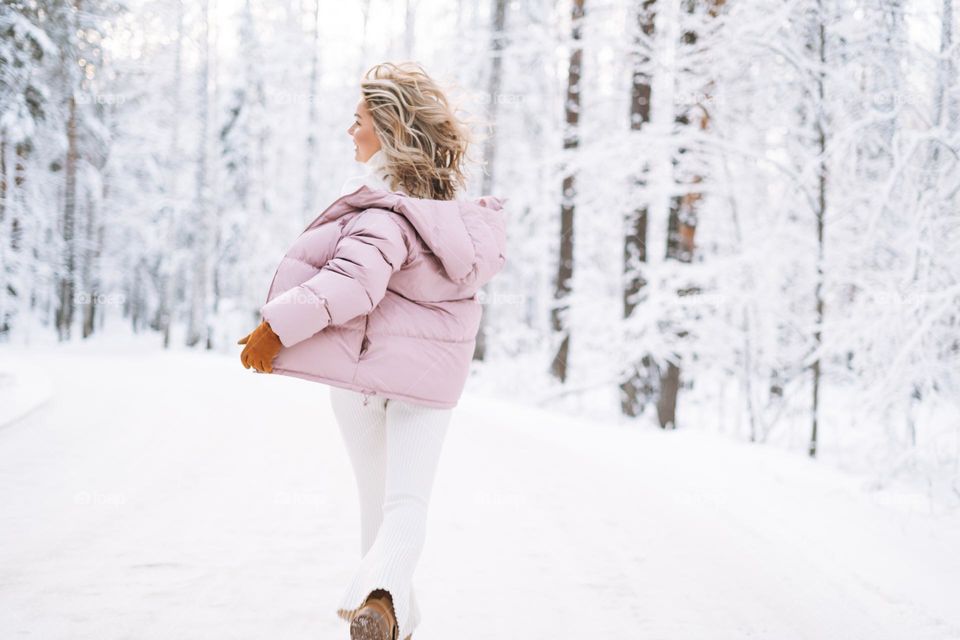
[1,0,959,504]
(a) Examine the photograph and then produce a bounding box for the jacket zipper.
[358,316,371,360]
[359,315,372,405]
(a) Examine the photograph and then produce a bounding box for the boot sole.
[350,607,395,640]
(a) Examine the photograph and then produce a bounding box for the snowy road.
[2,341,959,639]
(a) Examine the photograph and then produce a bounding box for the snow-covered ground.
[2,336,959,640]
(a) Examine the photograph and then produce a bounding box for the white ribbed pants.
[330,386,452,640]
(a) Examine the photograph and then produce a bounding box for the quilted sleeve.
[260,210,409,348]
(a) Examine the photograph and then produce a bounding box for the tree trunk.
[403,0,416,57]
[549,0,585,383]
[809,0,828,457]
[0,135,7,337]
[473,0,508,362]
[160,0,185,350]
[620,0,657,417]
[187,0,211,348]
[56,83,78,340]
[303,0,320,218]
[656,0,722,428]
[81,189,98,338]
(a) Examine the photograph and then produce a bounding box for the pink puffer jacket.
[259,184,508,408]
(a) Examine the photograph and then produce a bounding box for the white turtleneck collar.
[339,148,397,196]
[364,148,388,176]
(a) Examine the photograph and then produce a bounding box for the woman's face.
[348,97,381,162]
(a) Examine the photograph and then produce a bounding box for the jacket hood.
[309,184,508,286]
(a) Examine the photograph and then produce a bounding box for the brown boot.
[350,589,398,640]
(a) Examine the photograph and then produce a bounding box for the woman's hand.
[238,320,283,373]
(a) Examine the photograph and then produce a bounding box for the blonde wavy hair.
[360,61,475,201]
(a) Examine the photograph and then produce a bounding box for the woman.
[238,61,508,640]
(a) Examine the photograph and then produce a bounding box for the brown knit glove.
[238,320,283,373]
